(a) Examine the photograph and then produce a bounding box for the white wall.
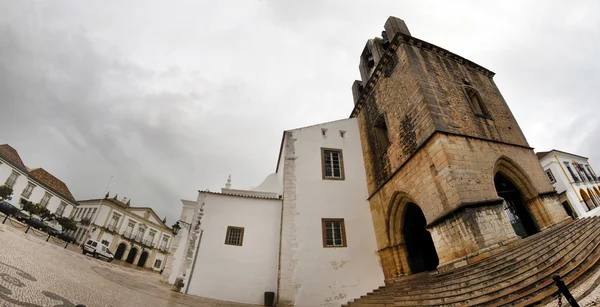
[0,162,28,208]
[186,193,281,305]
[278,118,384,307]
[167,199,196,284]
[540,152,600,218]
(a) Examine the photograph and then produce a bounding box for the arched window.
[374,114,391,152]
[580,189,594,211]
[463,86,490,118]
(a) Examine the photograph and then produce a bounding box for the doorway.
[126,247,138,264]
[402,203,439,273]
[494,173,539,238]
[137,251,149,268]
[114,243,127,260]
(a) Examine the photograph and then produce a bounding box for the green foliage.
[0,185,13,200]
[21,201,53,221]
[56,216,77,231]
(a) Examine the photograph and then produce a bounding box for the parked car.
[81,239,114,262]
[0,201,20,217]
[14,210,31,223]
[45,221,62,237]
[57,232,77,244]
[25,218,47,231]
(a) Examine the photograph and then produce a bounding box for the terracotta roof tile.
[0,144,28,172]
[28,168,77,203]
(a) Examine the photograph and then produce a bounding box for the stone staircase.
[343,217,600,307]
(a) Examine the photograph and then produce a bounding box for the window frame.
[224,226,245,246]
[462,86,492,119]
[40,192,52,207]
[5,170,20,188]
[56,202,67,216]
[154,259,163,268]
[374,114,391,153]
[321,148,345,180]
[321,218,347,248]
[21,182,36,198]
[545,169,556,183]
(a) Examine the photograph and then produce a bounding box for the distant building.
[0,144,78,217]
[71,195,173,271]
[537,150,600,218]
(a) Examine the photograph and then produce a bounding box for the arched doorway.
[494,173,539,238]
[137,251,149,268]
[114,243,127,260]
[580,189,594,211]
[125,247,138,264]
[587,188,599,208]
[402,203,439,274]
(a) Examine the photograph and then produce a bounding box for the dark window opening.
[463,87,490,118]
[374,115,391,152]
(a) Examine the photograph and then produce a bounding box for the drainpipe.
[184,229,203,294]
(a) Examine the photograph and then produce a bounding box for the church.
[162,17,597,307]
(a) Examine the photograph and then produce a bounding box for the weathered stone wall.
[366,132,568,280]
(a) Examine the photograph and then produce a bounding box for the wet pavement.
[0,216,256,307]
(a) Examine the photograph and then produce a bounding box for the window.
[21,182,35,198]
[154,259,163,268]
[225,226,244,246]
[586,165,598,181]
[101,240,109,246]
[322,218,347,248]
[374,114,391,152]
[321,148,345,180]
[40,192,52,207]
[545,170,556,183]
[463,87,490,118]
[5,171,19,188]
[56,202,67,216]
[564,162,580,182]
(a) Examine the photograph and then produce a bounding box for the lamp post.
[171,220,191,235]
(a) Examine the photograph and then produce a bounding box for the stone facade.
[352,17,569,280]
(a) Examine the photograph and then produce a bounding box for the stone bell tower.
[351,17,569,280]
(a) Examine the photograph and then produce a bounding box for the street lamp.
[171,220,191,235]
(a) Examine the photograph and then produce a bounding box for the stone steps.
[342,217,600,307]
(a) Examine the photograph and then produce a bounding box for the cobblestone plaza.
[0,217,253,307]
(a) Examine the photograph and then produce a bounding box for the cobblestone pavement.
[0,217,257,307]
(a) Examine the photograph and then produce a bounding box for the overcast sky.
[1,0,599,223]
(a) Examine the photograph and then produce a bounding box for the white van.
[82,239,114,262]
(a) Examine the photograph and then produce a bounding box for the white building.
[164,118,384,307]
[537,149,600,218]
[70,195,173,271]
[0,144,78,217]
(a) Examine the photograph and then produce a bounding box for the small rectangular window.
[225,226,244,246]
[545,169,556,183]
[322,218,347,248]
[5,170,19,188]
[463,86,491,119]
[21,182,35,198]
[321,148,345,180]
[154,259,163,268]
[40,192,52,207]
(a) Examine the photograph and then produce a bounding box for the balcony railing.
[122,230,135,239]
[143,239,154,247]
[80,218,91,226]
[105,224,118,233]
[158,245,169,252]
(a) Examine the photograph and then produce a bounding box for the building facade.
[166,118,384,307]
[0,144,78,217]
[350,17,568,279]
[70,195,173,271]
[537,150,600,218]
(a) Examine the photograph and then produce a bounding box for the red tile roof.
[28,168,77,203]
[0,144,28,172]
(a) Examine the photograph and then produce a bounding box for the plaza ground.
[0,216,254,307]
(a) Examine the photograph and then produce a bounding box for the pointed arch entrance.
[402,203,439,273]
[137,251,149,268]
[114,243,127,260]
[125,247,138,264]
[494,173,539,238]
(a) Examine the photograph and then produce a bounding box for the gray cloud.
[1,0,599,222]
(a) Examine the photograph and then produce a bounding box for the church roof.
[199,190,281,200]
[28,168,77,203]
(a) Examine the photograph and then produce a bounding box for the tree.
[56,216,77,232]
[22,201,52,221]
[0,185,13,201]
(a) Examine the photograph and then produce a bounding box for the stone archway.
[114,243,127,260]
[587,188,599,208]
[402,203,439,273]
[494,172,539,238]
[385,191,438,276]
[137,251,149,268]
[126,247,138,264]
